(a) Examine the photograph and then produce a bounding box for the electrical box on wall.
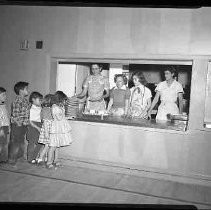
[36,41,43,49]
[20,40,29,50]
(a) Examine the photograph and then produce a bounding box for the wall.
[1,6,211,105]
[60,121,211,179]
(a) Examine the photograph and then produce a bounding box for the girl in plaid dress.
[36,94,54,164]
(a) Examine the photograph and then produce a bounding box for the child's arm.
[178,92,183,114]
[125,88,131,116]
[30,121,41,132]
[124,99,129,116]
[147,91,160,119]
[141,97,152,119]
[11,101,22,126]
[107,98,113,113]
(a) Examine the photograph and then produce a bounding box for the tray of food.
[167,113,188,121]
[82,110,109,116]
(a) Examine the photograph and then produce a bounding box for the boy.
[8,81,30,166]
[0,87,10,164]
[27,91,43,163]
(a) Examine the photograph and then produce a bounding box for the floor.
[0,157,211,209]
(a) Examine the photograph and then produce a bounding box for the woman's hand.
[147,110,152,120]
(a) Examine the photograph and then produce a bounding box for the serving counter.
[73,113,187,132]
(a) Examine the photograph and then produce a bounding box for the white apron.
[156,80,182,121]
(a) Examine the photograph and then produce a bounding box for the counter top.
[72,114,187,132]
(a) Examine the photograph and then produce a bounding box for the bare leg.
[53,148,63,167]
[39,144,49,161]
[46,146,56,166]
[54,148,59,163]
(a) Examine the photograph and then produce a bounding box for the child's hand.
[147,111,152,120]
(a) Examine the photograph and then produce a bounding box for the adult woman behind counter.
[147,66,184,122]
[76,63,110,113]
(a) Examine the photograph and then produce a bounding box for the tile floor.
[0,158,211,209]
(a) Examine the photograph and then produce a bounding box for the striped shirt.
[65,96,79,117]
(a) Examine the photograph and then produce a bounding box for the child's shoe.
[31,159,36,164]
[46,163,57,170]
[53,161,63,168]
[36,158,45,166]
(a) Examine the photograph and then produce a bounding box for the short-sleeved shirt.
[11,95,30,125]
[155,80,184,103]
[110,85,131,108]
[83,74,110,100]
[29,104,42,122]
[0,104,9,127]
[130,84,152,110]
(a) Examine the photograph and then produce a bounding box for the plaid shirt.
[10,95,30,126]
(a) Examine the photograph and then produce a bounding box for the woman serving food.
[76,63,110,113]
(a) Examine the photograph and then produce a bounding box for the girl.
[37,94,54,165]
[27,91,43,164]
[107,74,130,116]
[147,66,184,122]
[128,71,152,119]
[46,91,72,169]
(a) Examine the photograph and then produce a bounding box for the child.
[37,94,54,165]
[26,91,43,164]
[8,81,30,165]
[46,91,72,169]
[129,72,152,119]
[0,87,10,164]
[65,95,79,119]
[107,74,131,116]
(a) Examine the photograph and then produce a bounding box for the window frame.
[53,57,193,132]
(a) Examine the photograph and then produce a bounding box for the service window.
[56,60,192,131]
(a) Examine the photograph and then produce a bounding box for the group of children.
[0,82,73,169]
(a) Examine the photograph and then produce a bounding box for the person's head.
[29,92,43,107]
[14,81,29,96]
[132,71,147,87]
[54,91,68,106]
[90,63,103,75]
[114,74,127,89]
[42,94,54,107]
[0,87,6,103]
[164,66,177,81]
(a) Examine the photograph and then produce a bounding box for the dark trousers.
[0,126,9,162]
[26,122,43,162]
[8,124,27,164]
